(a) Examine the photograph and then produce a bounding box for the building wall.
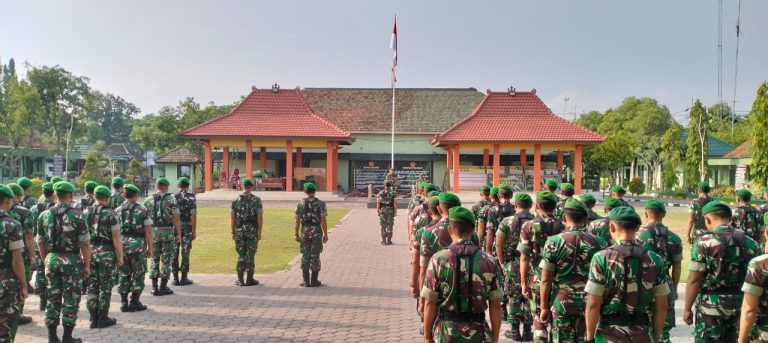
[343,133,444,155]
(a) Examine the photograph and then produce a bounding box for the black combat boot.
[300,269,310,287]
[96,310,117,328]
[504,319,522,341]
[236,271,245,286]
[19,314,32,324]
[120,293,133,312]
[151,278,159,296]
[180,272,194,286]
[501,302,509,322]
[39,290,47,311]
[61,324,82,343]
[172,272,180,286]
[47,325,60,343]
[310,270,321,287]
[88,308,98,328]
[245,271,259,286]
[129,292,148,311]
[521,323,532,342]
[159,278,173,295]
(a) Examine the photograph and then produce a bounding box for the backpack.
[121,202,143,236]
[175,192,195,222]
[647,224,669,260]
[87,205,113,240]
[50,206,72,252]
[152,193,173,226]
[608,244,648,315]
[734,206,761,241]
[301,198,321,227]
[237,193,260,223]
[504,213,534,261]
[448,243,482,313]
[379,190,394,207]
[500,201,515,219]
[694,196,712,230]
[712,229,752,291]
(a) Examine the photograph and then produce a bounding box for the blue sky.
[2,0,766,122]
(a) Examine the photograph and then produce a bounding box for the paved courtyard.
[17,206,694,342]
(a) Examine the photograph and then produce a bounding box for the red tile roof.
[433,90,604,145]
[180,87,351,141]
[723,140,752,158]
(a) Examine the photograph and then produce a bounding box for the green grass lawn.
[187,208,350,274]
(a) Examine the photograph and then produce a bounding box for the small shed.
[153,146,203,193]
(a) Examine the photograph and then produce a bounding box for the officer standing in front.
[377,180,397,245]
[294,182,328,287]
[230,178,262,286]
[144,177,181,296]
[173,177,196,286]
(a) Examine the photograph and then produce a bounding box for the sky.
[2,0,767,123]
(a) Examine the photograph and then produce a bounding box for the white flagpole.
[390,16,397,170]
[391,79,395,169]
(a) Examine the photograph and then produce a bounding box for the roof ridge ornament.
[272,83,280,93]
[507,86,516,96]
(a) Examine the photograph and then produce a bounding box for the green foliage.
[708,102,751,146]
[125,158,148,185]
[627,176,646,196]
[709,185,735,198]
[588,134,635,177]
[0,77,44,174]
[79,149,111,188]
[29,178,44,199]
[660,122,684,190]
[89,91,140,144]
[685,100,710,188]
[749,82,768,185]
[575,110,603,132]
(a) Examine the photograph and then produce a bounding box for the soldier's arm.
[671,260,682,289]
[519,253,530,297]
[423,301,437,343]
[539,268,554,319]
[191,211,197,239]
[652,293,668,341]
[144,224,153,256]
[476,220,486,249]
[173,212,182,241]
[489,299,502,343]
[11,248,27,299]
[484,227,495,253]
[584,294,602,341]
[686,211,695,243]
[739,294,760,343]
[24,231,35,264]
[494,231,505,265]
[231,210,236,234]
[257,212,264,239]
[683,271,703,324]
[80,239,92,276]
[294,219,301,240]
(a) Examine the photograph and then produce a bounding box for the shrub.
[709,185,735,198]
[628,177,646,196]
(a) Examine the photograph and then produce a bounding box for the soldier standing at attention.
[421,207,502,343]
[83,186,123,329]
[554,183,575,220]
[294,182,328,287]
[587,196,624,246]
[117,184,152,313]
[685,182,712,245]
[31,182,55,311]
[519,191,565,343]
[732,189,765,244]
[683,201,761,343]
[173,177,196,286]
[539,198,606,343]
[36,181,91,343]
[738,229,768,343]
[496,193,535,341]
[584,207,669,343]
[7,183,34,326]
[409,184,438,248]
[144,177,181,296]
[609,185,629,207]
[377,180,397,245]
[485,185,514,253]
[75,181,98,211]
[407,182,425,247]
[578,194,601,222]
[635,200,682,343]
[472,185,492,225]
[230,178,262,286]
[411,194,440,296]
[0,184,28,343]
[477,187,499,251]
[18,177,38,210]
[545,180,560,201]
[109,177,126,210]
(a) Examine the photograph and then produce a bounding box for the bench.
[256,178,285,191]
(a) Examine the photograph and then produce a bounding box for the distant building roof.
[680,132,735,158]
[72,143,134,161]
[155,146,202,164]
[723,140,752,158]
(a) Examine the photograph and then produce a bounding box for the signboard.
[352,161,388,190]
[735,165,747,190]
[53,154,64,177]
[395,161,430,193]
[351,160,431,191]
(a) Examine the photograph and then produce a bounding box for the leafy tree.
[708,102,750,146]
[627,176,646,197]
[574,110,603,132]
[588,134,635,183]
[0,78,43,177]
[79,147,111,189]
[685,100,710,188]
[660,122,685,190]
[89,91,140,144]
[749,82,768,185]
[125,158,148,185]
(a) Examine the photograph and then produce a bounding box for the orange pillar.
[482,149,490,168]
[260,147,267,171]
[326,142,334,192]
[520,149,527,167]
[245,140,253,179]
[286,141,293,192]
[575,145,583,193]
[296,147,303,168]
[204,140,212,192]
[492,144,501,186]
[332,143,339,191]
[556,150,564,168]
[222,146,230,185]
[452,145,460,192]
[446,147,453,191]
[533,144,542,192]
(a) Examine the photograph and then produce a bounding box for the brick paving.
[17,207,695,342]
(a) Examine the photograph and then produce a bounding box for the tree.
[660,122,685,190]
[749,82,768,185]
[708,102,750,146]
[79,146,111,188]
[125,158,148,185]
[588,134,635,184]
[89,91,140,144]
[0,78,43,177]
[627,176,646,197]
[685,100,710,188]
[574,110,603,132]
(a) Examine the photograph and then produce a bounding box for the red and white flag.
[390,17,397,83]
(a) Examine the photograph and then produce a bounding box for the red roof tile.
[434,90,604,145]
[723,140,752,158]
[180,87,351,140]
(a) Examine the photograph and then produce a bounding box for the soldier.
[609,185,629,207]
[407,182,426,246]
[421,206,502,343]
[17,177,38,210]
[36,181,91,343]
[477,187,499,251]
[230,178,262,286]
[539,198,606,343]
[496,193,535,341]
[587,196,624,246]
[584,206,670,343]
[545,179,560,200]
[485,185,514,253]
[472,185,492,223]
[519,191,565,343]
[760,186,768,219]
[75,181,98,211]
[173,177,196,286]
[377,180,397,245]
[83,186,124,329]
[30,182,55,312]
[578,194,602,222]
[117,184,152,313]
[685,182,712,245]
[636,200,682,343]
[385,168,398,190]
[144,177,182,296]
[50,176,63,184]
[109,177,126,210]
[410,184,438,247]
[738,239,768,343]
[555,183,575,220]
[731,189,765,244]
[7,183,34,325]
[294,182,328,287]
[412,194,441,297]
[683,201,761,343]
[0,184,28,343]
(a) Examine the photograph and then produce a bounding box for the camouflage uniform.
[74,195,95,211]
[83,205,120,315]
[109,191,125,211]
[742,254,768,342]
[0,210,24,342]
[586,209,601,222]
[30,198,55,308]
[231,192,262,275]
[420,219,480,269]
[689,225,761,343]
[8,205,33,287]
[36,204,90,327]
[377,188,396,242]
[554,197,572,222]
[585,240,670,343]
[635,222,683,343]
[518,215,565,343]
[688,196,712,241]
[497,212,535,326]
[21,195,37,213]
[295,196,327,271]
[144,192,179,280]
[540,226,606,343]
[731,204,765,244]
[173,190,196,276]
[421,240,503,342]
[117,200,152,295]
[587,218,613,246]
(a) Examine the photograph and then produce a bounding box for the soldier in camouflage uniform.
[731,189,765,244]
[421,206,502,343]
[17,178,38,211]
[477,187,499,251]
[409,183,438,249]
[539,198,607,343]
[231,178,262,286]
[519,191,565,343]
[685,182,712,245]
[117,184,152,313]
[407,182,426,247]
[554,183,575,221]
[75,181,98,211]
[109,177,126,210]
[739,250,768,343]
[83,186,124,329]
[578,194,601,222]
[6,183,34,326]
[545,180,560,201]
[496,193,535,341]
[683,201,761,343]
[30,182,55,312]
[587,196,624,246]
[144,177,181,296]
[173,177,196,286]
[472,185,492,226]
[635,200,683,343]
[36,181,91,343]
[294,182,328,287]
[609,185,629,207]
[377,180,397,245]
[584,206,670,343]
[485,185,514,253]
[0,184,28,343]
[412,194,440,299]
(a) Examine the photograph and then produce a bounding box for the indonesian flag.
[390,17,397,83]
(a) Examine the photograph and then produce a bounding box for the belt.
[50,249,79,254]
[124,233,145,238]
[438,310,485,322]
[600,313,649,326]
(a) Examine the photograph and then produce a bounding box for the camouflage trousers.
[173,227,194,274]
[693,293,741,343]
[595,324,653,343]
[529,286,550,343]
[551,287,588,343]
[504,259,531,324]
[44,252,83,327]
[86,246,117,312]
[150,227,175,280]
[0,269,21,343]
[551,314,586,343]
[34,251,46,295]
[118,249,147,294]
[300,226,324,272]
[432,318,493,343]
[379,209,394,240]
[660,281,676,343]
[234,231,258,274]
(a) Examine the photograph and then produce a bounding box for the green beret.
[736,189,752,198]
[644,199,666,212]
[155,177,170,186]
[697,182,711,191]
[304,182,316,192]
[424,183,438,192]
[535,191,557,203]
[384,180,392,187]
[94,186,111,198]
[545,179,559,188]
[427,191,440,197]
[480,185,491,193]
[560,183,574,191]
[53,181,75,194]
[418,181,427,190]
[124,184,140,194]
[438,192,461,205]
[610,185,626,193]
[84,181,98,190]
[112,177,125,187]
[564,198,588,213]
[7,183,23,198]
[490,186,500,197]
[515,193,532,203]
[608,206,642,225]
[0,185,14,199]
[17,177,32,189]
[428,195,440,207]
[578,194,596,203]
[448,206,475,225]
[702,201,731,216]
[243,178,254,186]
[50,176,63,184]
[498,184,513,194]
[42,182,54,191]
[178,177,190,186]
[603,196,623,209]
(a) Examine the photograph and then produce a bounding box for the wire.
[732,0,743,134]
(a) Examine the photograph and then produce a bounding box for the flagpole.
[390,16,397,170]
[391,79,395,169]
